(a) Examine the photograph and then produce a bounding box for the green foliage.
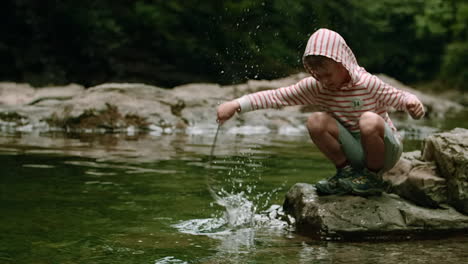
[441,42,468,90]
[0,0,466,90]
[414,0,468,90]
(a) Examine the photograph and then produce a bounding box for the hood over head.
[303,28,361,85]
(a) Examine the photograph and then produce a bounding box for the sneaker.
[338,168,385,196]
[315,165,356,195]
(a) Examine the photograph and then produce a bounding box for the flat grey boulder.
[283,183,468,240]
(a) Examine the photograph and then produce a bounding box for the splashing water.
[172,189,293,259]
[173,189,293,236]
[171,127,294,260]
[212,190,255,227]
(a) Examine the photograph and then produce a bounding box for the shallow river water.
[0,110,467,264]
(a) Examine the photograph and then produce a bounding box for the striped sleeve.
[367,75,416,111]
[236,77,318,113]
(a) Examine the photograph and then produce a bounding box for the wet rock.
[283,183,468,240]
[47,103,150,131]
[421,128,468,214]
[384,151,447,208]
[384,128,468,213]
[0,83,86,132]
[50,83,186,131]
[26,84,84,106]
[0,74,464,133]
[0,83,84,106]
[171,83,234,127]
[0,83,35,105]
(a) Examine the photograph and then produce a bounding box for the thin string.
[209,123,221,167]
[207,123,221,199]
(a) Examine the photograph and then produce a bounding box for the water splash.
[172,139,294,259]
[173,190,294,261]
[212,190,255,227]
[173,190,293,236]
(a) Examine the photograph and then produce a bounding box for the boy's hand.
[216,100,240,124]
[406,97,425,119]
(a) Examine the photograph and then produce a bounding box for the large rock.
[0,74,464,133]
[49,83,186,130]
[283,183,468,240]
[0,82,84,106]
[384,128,468,214]
[0,83,86,131]
[384,151,447,208]
[421,128,468,214]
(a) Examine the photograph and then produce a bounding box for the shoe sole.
[338,179,384,197]
[350,187,383,197]
[316,189,349,196]
[315,185,349,196]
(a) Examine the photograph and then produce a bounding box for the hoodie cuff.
[235,96,253,113]
[403,92,418,111]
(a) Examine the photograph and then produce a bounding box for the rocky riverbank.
[0,74,464,136]
[283,128,468,240]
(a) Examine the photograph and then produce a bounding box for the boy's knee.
[307,112,333,135]
[359,112,384,136]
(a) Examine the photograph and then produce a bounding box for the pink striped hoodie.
[236,28,417,133]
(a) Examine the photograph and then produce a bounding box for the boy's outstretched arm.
[216,78,317,124]
[405,97,425,119]
[216,100,240,124]
[367,74,425,120]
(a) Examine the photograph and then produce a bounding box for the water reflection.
[299,242,331,264]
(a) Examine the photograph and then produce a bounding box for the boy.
[216,28,424,196]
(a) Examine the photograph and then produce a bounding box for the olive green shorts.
[336,120,403,174]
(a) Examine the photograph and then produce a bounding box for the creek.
[0,110,467,264]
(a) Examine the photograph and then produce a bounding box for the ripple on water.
[64,160,179,174]
[22,164,55,169]
[154,256,188,264]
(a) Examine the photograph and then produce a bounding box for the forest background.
[1,0,466,91]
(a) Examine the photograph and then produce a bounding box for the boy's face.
[309,59,350,90]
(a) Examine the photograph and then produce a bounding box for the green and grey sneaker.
[338,168,386,196]
[315,165,356,195]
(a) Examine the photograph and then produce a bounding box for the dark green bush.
[0,0,466,90]
[440,42,468,90]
